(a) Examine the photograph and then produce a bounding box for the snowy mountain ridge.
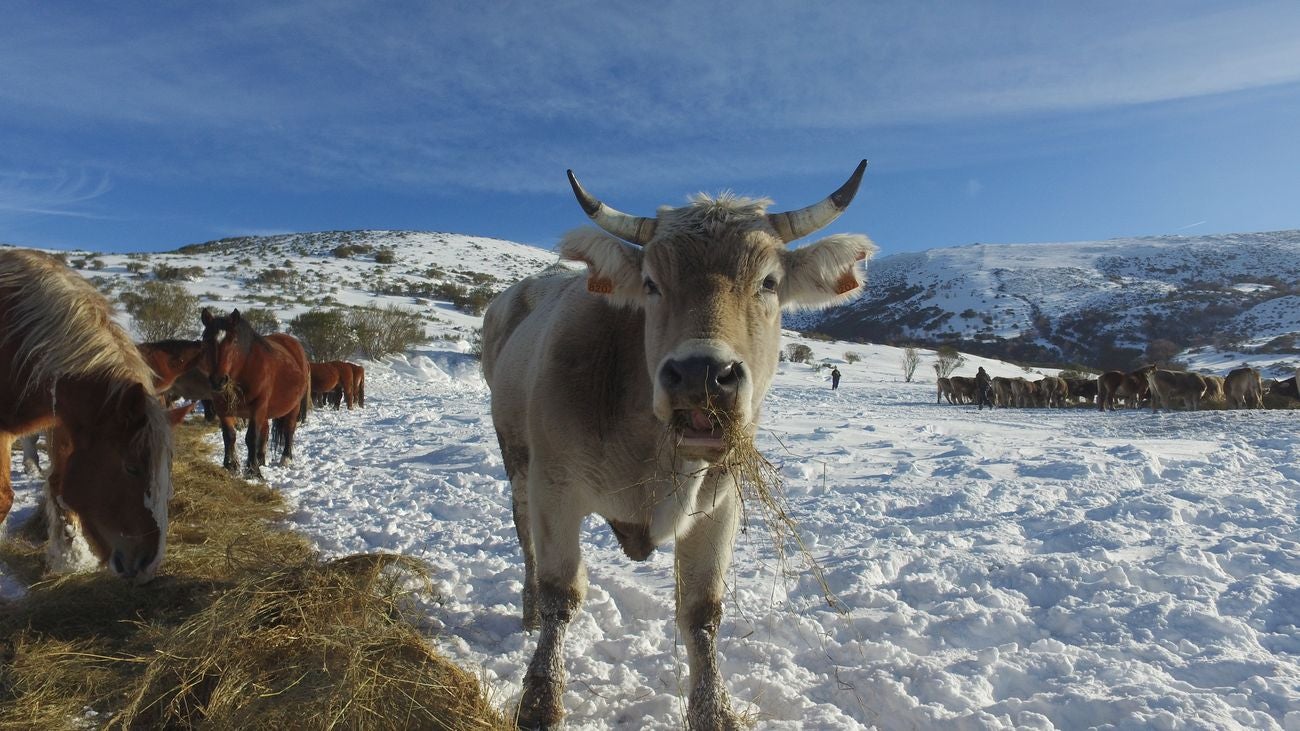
[798,228,1300,371]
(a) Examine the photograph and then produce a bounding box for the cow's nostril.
[716,362,742,387]
[659,362,683,389]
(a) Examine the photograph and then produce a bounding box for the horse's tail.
[298,369,312,424]
[271,416,287,458]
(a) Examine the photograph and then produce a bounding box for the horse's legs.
[219,417,240,473]
[20,433,41,475]
[274,404,302,466]
[0,434,14,523]
[245,417,268,479]
[202,399,217,422]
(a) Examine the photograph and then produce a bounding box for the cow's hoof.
[517,676,564,730]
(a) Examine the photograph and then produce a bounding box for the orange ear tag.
[588,276,614,294]
[834,271,859,295]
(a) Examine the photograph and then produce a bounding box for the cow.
[937,376,953,404]
[1140,365,1206,412]
[483,162,875,729]
[949,375,977,404]
[1224,367,1264,409]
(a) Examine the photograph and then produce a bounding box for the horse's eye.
[644,278,660,296]
[761,275,779,293]
[124,464,144,478]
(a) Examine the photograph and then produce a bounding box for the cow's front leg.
[517,491,586,729]
[676,481,742,731]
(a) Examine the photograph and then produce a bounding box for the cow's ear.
[779,234,877,310]
[558,228,645,306]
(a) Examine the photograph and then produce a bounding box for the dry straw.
[0,421,507,730]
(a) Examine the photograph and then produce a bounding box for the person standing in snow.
[975,366,993,409]
[830,366,842,390]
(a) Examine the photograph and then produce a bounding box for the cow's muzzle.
[658,356,746,452]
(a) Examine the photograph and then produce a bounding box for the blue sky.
[2,1,1299,255]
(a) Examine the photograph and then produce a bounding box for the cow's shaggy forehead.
[644,194,783,278]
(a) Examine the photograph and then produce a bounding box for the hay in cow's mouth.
[665,408,843,613]
[670,407,729,451]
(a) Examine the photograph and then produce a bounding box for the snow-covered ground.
[9,335,1295,730]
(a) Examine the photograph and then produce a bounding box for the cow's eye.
[644,278,660,296]
[760,275,779,293]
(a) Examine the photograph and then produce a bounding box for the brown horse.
[138,339,204,391]
[139,338,217,420]
[309,361,343,408]
[350,362,365,407]
[201,308,310,478]
[330,361,358,409]
[1,249,190,582]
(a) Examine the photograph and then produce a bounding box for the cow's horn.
[767,159,868,244]
[567,170,657,246]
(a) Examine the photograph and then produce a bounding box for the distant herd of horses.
[937,364,1293,412]
[0,248,364,583]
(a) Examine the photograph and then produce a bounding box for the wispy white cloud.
[1179,220,1208,230]
[0,169,113,219]
[1,1,1297,195]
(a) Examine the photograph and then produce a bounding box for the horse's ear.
[116,382,152,426]
[230,309,241,325]
[167,402,196,426]
[201,308,214,327]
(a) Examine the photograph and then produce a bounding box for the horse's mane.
[0,249,156,399]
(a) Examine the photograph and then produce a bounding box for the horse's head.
[200,307,243,390]
[54,379,193,583]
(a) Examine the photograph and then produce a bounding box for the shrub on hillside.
[289,309,356,361]
[153,263,205,281]
[348,305,427,359]
[900,346,920,382]
[239,307,282,334]
[786,343,814,364]
[844,352,861,364]
[934,344,964,378]
[121,281,201,341]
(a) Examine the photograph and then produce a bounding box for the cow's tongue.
[689,409,714,433]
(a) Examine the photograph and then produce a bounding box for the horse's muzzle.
[210,374,230,390]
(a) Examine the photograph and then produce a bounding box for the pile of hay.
[0,421,506,730]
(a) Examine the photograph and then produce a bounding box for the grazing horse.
[1224,367,1264,409]
[1140,365,1206,412]
[349,362,365,407]
[200,308,310,479]
[333,361,362,408]
[326,361,357,409]
[309,361,343,408]
[936,377,953,404]
[139,338,217,420]
[0,248,190,582]
[138,339,205,391]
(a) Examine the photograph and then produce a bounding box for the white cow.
[483,162,875,729]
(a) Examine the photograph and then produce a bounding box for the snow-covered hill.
[27,229,559,346]
[7,230,1300,728]
[799,229,1300,374]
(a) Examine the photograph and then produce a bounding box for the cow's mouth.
[673,408,728,452]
